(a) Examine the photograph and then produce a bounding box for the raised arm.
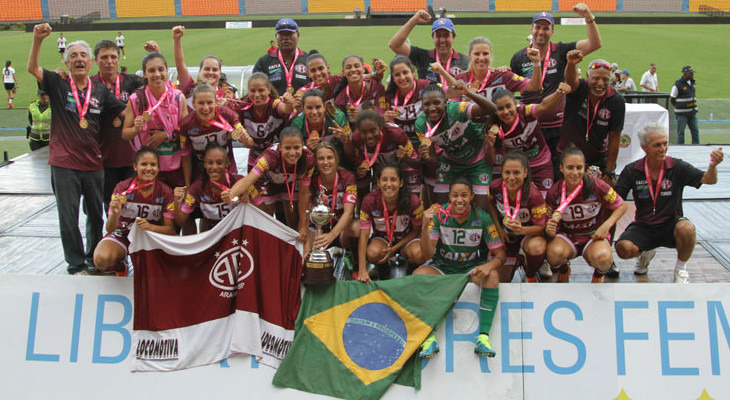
[523,47,543,92]
[388,10,431,57]
[702,147,724,185]
[573,3,602,56]
[452,80,497,117]
[564,50,583,93]
[28,24,52,82]
[534,82,571,117]
[172,26,190,89]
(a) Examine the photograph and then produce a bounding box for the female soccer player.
[93,147,176,275]
[383,56,431,140]
[333,55,387,123]
[235,72,294,171]
[3,60,17,108]
[350,109,419,197]
[290,88,351,156]
[224,127,314,241]
[417,177,506,358]
[488,83,570,193]
[357,163,425,282]
[305,142,359,258]
[175,143,243,232]
[296,53,343,104]
[489,151,547,282]
[122,52,189,189]
[415,82,496,207]
[180,84,251,179]
[545,147,627,283]
[172,25,235,106]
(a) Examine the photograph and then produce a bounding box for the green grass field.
[1,23,728,158]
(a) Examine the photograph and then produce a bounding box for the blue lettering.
[708,301,730,375]
[444,302,489,373]
[92,295,132,364]
[543,301,586,375]
[70,294,83,363]
[25,292,60,362]
[219,359,230,368]
[250,356,259,369]
[501,302,534,373]
[614,301,649,375]
[658,301,698,375]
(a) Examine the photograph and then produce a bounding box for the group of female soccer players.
[94,27,628,359]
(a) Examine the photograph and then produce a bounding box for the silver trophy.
[302,186,336,285]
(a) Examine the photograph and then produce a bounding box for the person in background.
[640,63,658,92]
[267,40,278,54]
[27,88,51,150]
[3,60,17,108]
[115,31,126,59]
[670,65,700,144]
[615,69,636,92]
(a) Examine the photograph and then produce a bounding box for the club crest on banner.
[209,238,254,292]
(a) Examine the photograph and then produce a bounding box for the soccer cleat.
[474,334,496,357]
[419,335,439,358]
[526,275,539,283]
[115,259,129,277]
[634,249,656,275]
[8,101,12,108]
[539,261,553,279]
[557,264,571,283]
[591,274,605,283]
[605,262,620,278]
[674,269,689,284]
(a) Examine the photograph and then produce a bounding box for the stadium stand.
[2,0,728,21]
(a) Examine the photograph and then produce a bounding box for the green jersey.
[428,204,503,274]
[415,101,486,164]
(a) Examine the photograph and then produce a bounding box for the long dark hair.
[247,72,279,101]
[134,146,159,164]
[502,150,532,202]
[487,88,516,127]
[301,88,337,119]
[332,54,365,100]
[376,162,411,214]
[559,146,594,198]
[385,55,415,97]
[279,126,308,179]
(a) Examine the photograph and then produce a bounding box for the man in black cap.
[670,66,699,144]
[253,18,310,95]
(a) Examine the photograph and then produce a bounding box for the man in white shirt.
[640,63,658,92]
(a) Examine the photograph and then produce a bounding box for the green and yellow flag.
[272,274,470,400]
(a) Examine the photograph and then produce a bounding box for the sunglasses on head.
[589,63,611,71]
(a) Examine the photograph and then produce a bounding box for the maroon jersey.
[491,103,551,175]
[383,79,431,140]
[309,169,358,225]
[236,98,288,167]
[546,177,623,236]
[252,143,315,187]
[359,189,423,243]
[489,179,548,227]
[352,123,416,170]
[454,70,529,102]
[110,178,175,234]
[93,72,143,168]
[180,174,243,222]
[179,105,239,174]
[334,80,388,121]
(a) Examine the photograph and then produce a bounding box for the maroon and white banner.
[129,204,303,372]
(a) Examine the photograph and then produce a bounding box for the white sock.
[674,260,687,272]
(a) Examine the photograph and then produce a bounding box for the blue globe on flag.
[342,303,407,370]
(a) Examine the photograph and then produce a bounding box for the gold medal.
[112,117,121,128]
[552,211,562,221]
[290,202,295,211]
[231,129,241,141]
[310,130,319,139]
[79,118,89,129]
[143,112,151,121]
[421,138,432,148]
[503,217,511,226]
[115,194,127,206]
[360,161,370,171]
[286,86,294,94]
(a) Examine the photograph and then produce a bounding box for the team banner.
[273,274,471,400]
[129,203,303,371]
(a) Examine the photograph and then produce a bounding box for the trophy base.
[303,252,336,285]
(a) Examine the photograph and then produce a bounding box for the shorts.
[504,235,528,258]
[426,259,478,276]
[59,48,65,53]
[404,166,422,193]
[530,161,554,194]
[118,46,124,50]
[371,235,420,250]
[434,158,491,195]
[250,177,302,206]
[618,217,686,251]
[554,233,610,259]
[101,230,130,256]
[4,83,15,91]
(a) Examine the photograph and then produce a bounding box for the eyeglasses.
[589,63,611,71]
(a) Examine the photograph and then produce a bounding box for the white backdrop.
[1,274,727,399]
[617,103,669,173]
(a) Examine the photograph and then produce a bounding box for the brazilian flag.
[273,274,470,400]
